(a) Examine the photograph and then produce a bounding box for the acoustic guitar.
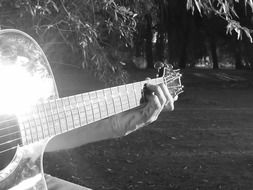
[0,29,183,190]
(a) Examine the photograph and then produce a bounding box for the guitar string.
[0,124,19,131]
[0,77,183,154]
[0,145,18,154]
[0,137,21,146]
[0,93,134,152]
[0,130,20,139]
[0,84,183,133]
[0,85,183,128]
[0,75,178,127]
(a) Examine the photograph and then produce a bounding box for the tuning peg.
[165,64,173,70]
[154,61,164,70]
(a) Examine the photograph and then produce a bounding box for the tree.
[0,0,137,85]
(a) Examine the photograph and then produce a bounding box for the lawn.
[44,66,253,190]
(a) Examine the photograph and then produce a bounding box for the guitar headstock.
[155,63,184,99]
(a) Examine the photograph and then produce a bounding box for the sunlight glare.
[0,60,53,115]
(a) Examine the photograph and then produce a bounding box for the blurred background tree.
[0,0,252,85]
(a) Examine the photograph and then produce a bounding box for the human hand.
[140,83,176,125]
[111,82,177,137]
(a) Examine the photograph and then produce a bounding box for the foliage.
[187,0,253,42]
[1,0,253,79]
[0,0,137,85]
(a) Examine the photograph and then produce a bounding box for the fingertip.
[174,95,178,101]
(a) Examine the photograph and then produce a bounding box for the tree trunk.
[145,14,153,69]
[210,36,218,69]
[155,32,164,61]
[178,31,188,68]
[155,1,166,62]
[232,40,243,69]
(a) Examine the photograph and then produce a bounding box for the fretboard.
[18,77,164,145]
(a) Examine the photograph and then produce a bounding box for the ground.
[44,67,253,190]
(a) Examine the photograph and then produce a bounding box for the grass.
[44,67,253,190]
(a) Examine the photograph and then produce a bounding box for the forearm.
[45,106,148,152]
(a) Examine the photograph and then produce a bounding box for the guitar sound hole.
[0,115,22,170]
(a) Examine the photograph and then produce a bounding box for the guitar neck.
[18,77,164,145]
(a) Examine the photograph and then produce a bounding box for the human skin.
[45,83,176,152]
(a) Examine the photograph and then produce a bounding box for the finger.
[146,84,166,109]
[159,83,174,111]
[144,94,162,123]
[174,95,178,101]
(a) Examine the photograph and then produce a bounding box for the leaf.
[248,0,253,12]
[51,1,59,12]
[244,30,253,43]
[194,0,202,15]
[186,0,193,10]
[235,28,241,40]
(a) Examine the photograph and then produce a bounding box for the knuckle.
[154,85,160,92]
[161,96,167,106]
[167,102,174,111]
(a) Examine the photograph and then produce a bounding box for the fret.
[35,104,45,139]
[89,91,100,121]
[58,111,68,132]
[102,89,109,117]
[64,96,76,130]
[28,115,39,141]
[61,97,70,131]
[52,113,61,134]
[74,95,82,127]
[131,83,138,108]
[65,109,74,130]
[118,85,130,111]
[22,121,32,144]
[33,115,43,140]
[37,106,50,138]
[79,94,88,126]
[68,96,80,128]
[25,117,35,143]
[117,86,124,111]
[126,84,137,108]
[96,90,107,118]
[133,82,142,105]
[86,93,95,123]
[71,106,81,128]
[92,101,100,121]
[123,84,131,109]
[56,99,68,132]
[104,88,115,116]
[44,102,56,136]
[48,101,61,135]
[82,93,92,123]
[52,99,62,134]
[111,87,122,113]
[41,102,53,137]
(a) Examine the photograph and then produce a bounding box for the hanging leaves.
[187,0,253,42]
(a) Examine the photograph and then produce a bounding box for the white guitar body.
[0,29,58,190]
[0,29,183,190]
[0,140,48,190]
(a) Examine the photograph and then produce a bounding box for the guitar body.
[0,140,48,190]
[0,29,183,190]
[0,29,58,189]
